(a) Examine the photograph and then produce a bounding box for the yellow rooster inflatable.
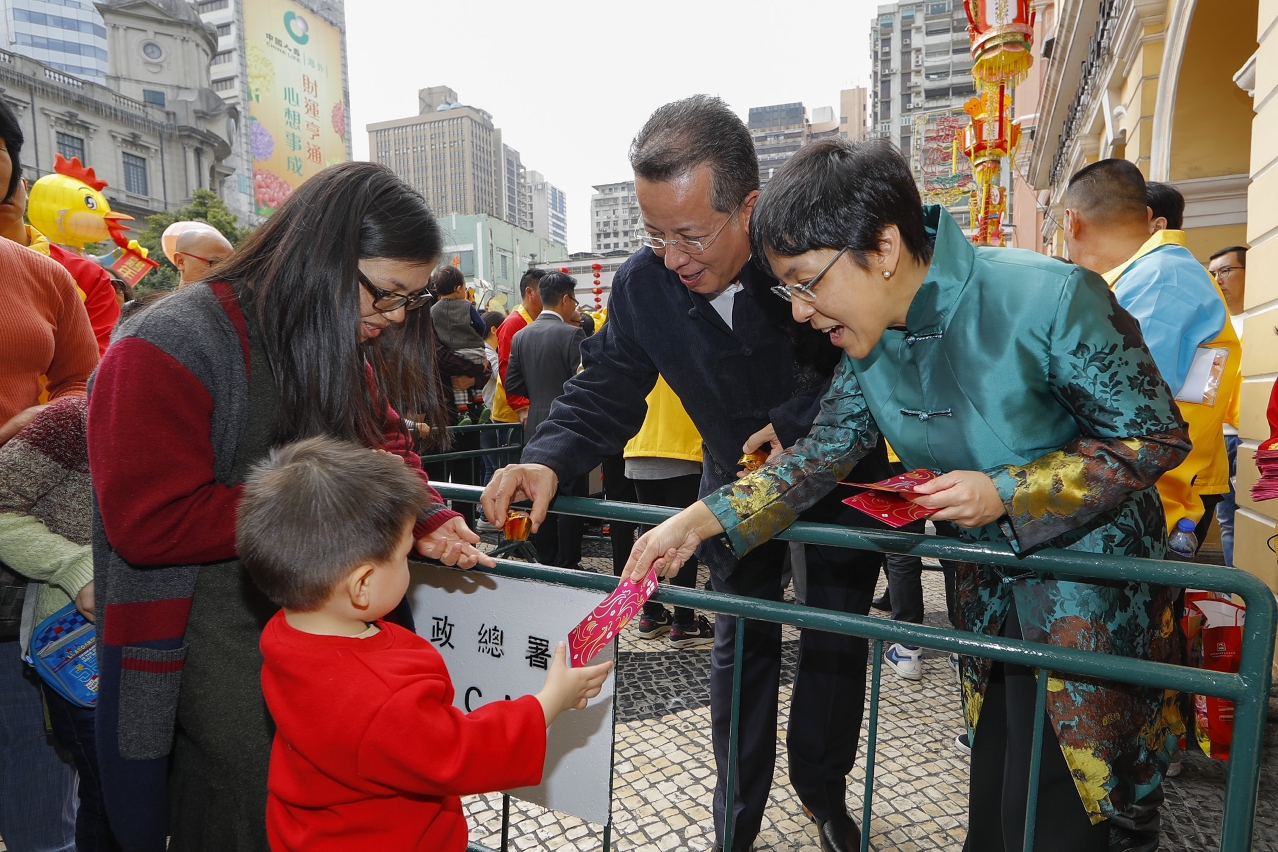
[28,154,157,283]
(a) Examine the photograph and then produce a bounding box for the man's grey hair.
[629,95,759,213]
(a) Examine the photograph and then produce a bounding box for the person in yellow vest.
[1208,245,1247,567]
[1064,161,1239,551]
[624,377,714,648]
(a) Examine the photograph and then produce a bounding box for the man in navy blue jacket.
[483,96,888,852]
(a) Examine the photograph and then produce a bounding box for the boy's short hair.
[1146,181,1185,229]
[238,436,428,611]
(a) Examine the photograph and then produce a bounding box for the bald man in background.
[173,227,232,287]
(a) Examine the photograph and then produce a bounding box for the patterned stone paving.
[457,530,1278,852]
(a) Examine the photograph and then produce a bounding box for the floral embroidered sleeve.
[703,356,879,556]
[985,269,1190,552]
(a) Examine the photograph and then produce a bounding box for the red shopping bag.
[1184,596,1245,760]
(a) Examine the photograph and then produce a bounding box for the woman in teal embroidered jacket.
[622,140,1190,852]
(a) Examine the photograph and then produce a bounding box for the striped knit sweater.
[88,280,458,852]
[0,395,93,644]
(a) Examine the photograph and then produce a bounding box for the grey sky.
[347,0,882,253]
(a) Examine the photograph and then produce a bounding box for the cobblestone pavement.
[3,533,1270,852]
[459,530,1278,852]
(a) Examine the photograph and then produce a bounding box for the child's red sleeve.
[356,676,546,796]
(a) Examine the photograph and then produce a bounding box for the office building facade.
[840,86,869,142]
[748,102,811,187]
[528,169,566,248]
[1,0,110,81]
[590,180,641,254]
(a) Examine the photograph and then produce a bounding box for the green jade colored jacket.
[703,207,1191,823]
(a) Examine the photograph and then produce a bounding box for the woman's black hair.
[430,265,466,297]
[750,138,933,275]
[0,99,24,203]
[213,161,449,450]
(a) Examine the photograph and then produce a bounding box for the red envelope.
[568,571,660,667]
[840,468,938,494]
[842,489,937,528]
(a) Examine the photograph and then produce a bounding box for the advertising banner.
[243,0,348,215]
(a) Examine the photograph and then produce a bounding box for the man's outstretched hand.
[481,463,560,533]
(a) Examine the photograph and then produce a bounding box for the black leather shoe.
[804,806,862,852]
[870,591,892,612]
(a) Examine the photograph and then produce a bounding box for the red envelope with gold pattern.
[842,489,937,528]
[840,468,938,494]
[568,571,660,667]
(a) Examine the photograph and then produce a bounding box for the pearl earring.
[883,269,892,279]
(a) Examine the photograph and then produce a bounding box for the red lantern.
[963,0,1035,87]
[592,286,603,295]
[591,262,603,271]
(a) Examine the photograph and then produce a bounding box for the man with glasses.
[1208,245,1248,568]
[483,96,888,852]
[174,226,233,287]
[506,271,588,569]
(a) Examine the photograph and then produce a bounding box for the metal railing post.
[1021,669,1049,852]
[860,640,882,852]
[722,616,746,852]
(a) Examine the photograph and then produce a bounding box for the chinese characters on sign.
[429,616,455,650]
[477,623,505,659]
[525,636,551,670]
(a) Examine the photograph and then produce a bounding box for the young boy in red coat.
[239,437,612,852]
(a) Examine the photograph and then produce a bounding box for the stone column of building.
[1238,0,1278,679]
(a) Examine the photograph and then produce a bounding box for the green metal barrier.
[429,482,1275,852]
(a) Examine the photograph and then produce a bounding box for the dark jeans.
[1218,435,1239,566]
[1196,494,1223,556]
[703,519,881,848]
[43,684,123,851]
[601,453,639,578]
[534,474,587,569]
[422,409,481,528]
[963,604,1109,852]
[634,474,703,625]
[0,641,75,852]
[480,424,514,488]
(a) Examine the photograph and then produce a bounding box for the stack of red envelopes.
[1251,446,1278,502]
[841,468,939,528]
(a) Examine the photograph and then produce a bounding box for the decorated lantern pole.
[591,263,603,311]
[958,0,1035,246]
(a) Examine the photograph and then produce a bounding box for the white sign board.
[407,562,615,826]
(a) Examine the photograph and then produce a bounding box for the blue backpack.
[24,603,98,708]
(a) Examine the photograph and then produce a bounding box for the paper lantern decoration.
[591,263,603,309]
[956,87,1020,247]
[963,0,1035,88]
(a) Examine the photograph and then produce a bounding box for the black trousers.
[601,453,639,578]
[533,473,587,569]
[633,473,704,625]
[963,604,1109,852]
[703,527,880,849]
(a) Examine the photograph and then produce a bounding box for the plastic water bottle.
[1168,517,1198,561]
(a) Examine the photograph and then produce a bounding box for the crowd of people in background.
[0,82,1263,852]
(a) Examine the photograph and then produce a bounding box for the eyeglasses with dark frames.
[1213,265,1243,278]
[640,202,743,255]
[769,247,854,304]
[358,269,432,313]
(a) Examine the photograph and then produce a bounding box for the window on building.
[900,136,912,157]
[928,1,950,13]
[216,23,232,37]
[211,51,232,65]
[56,132,84,163]
[197,0,229,10]
[142,89,165,107]
[925,22,951,35]
[122,153,148,196]
[212,78,236,92]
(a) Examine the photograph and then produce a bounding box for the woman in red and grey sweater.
[87,162,495,852]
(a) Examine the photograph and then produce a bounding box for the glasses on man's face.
[358,269,432,313]
[769,247,853,304]
[180,252,222,266]
[640,202,742,255]
[1213,265,1243,279]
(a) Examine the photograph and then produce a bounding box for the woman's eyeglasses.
[358,270,432,312]
[769,246,853,304]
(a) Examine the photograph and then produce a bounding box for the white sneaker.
[884,643,923,681]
